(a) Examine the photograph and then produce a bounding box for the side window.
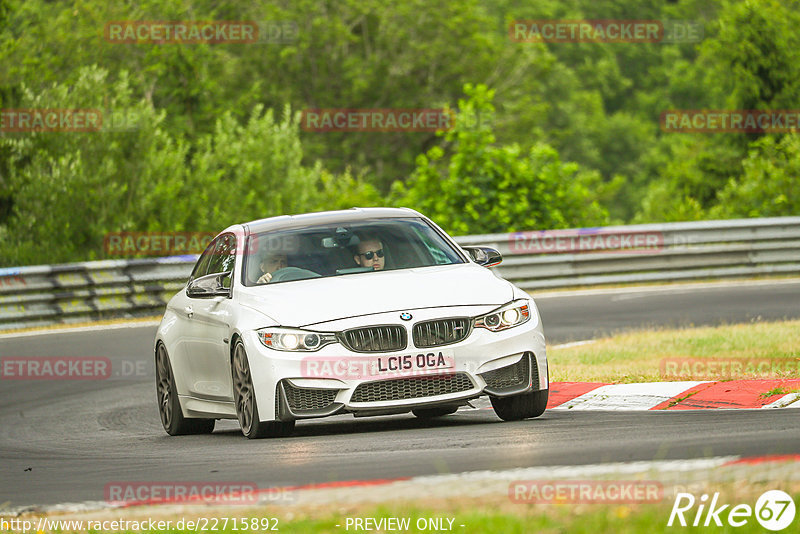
[206,233,236,287]
[412,226,449,264]
[190,238,217,281]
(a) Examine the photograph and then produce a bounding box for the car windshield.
[242,217,465,286]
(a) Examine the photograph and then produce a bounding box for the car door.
[169,238,215,396]
[182,233,237,401]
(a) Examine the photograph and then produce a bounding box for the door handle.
[184,306,193,318]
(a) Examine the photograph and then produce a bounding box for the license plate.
[371,350,455,377]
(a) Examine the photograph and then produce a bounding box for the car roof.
[243,207,423,235]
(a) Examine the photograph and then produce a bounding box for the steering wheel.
[268,267,320,283]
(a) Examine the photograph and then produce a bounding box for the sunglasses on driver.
[358,249,384,260]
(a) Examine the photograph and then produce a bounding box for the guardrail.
[1,217,799,331]
[0,258,195,331]
[463,217,800,290]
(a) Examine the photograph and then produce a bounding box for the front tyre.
[232,341,295,439]
[155,343,215,435]
[491,388,549,421]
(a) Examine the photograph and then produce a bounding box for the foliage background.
[0,0,798,265]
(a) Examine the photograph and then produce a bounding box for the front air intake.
[413,318,471,348]
[350,373,474,403]
[340,325,407,353]
[480,353,538,396]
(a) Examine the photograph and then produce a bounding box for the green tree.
[0,66,189,265]
[710,135,800,218]
[390,84,608,235]
[188,105,319,230]
[634,134,743,222]
[186,105,382,229]
[0,69,382,266]
[702,0,800,112]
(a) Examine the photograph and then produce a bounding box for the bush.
[0,66,188,265]
[390,84,608,235]
[710,135,800,218]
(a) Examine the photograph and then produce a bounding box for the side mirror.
[463,246,502,267]
[187,271,231,298]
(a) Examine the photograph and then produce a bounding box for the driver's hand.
[257,272,273,284]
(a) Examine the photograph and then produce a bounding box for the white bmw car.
[154,208,549,438]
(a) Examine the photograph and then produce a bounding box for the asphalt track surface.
[1,280,799,508]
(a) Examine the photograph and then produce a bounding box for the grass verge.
[36,482,800,534]
[548,319,800,383]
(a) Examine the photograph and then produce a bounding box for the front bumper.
[245,306,548,422]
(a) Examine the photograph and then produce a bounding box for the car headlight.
[474,299,532,332]
[256,327,338,351]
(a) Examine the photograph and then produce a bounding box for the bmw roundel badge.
[400,312,413,321]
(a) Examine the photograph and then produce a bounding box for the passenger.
[257,252,288,283]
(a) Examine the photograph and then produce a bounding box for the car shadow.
[211,410,501,439]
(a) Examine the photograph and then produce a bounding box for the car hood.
[236,263,513,327]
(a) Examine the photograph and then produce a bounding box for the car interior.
[244,221,459,286]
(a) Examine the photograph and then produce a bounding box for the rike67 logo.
[668,490,796,530]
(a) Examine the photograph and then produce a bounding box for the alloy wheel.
[156,344,173,429]
[233,343,254,434]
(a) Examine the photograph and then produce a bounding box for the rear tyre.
[491,389,549,421]
[232,341,295,439]
[412,406,459,418]
[155,343,215,435]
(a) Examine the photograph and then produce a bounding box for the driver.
[257,252,288,283]
[353,235,386,271]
